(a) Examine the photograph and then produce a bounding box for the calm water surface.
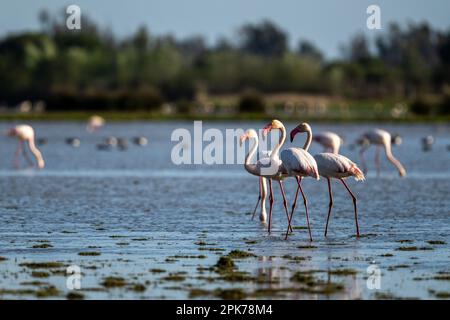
[0,121,449,299]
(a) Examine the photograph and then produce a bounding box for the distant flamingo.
[358,129,406,177]
[313,153,365,237]
[240,129,269,222]
[6,124,45,169]
[313,131,343,154]
[240,121,291,233]
[281,123,320,241]
[87,115,105,133]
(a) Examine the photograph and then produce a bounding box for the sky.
[1,0,449,58]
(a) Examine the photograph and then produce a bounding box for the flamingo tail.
[350,165,365,181]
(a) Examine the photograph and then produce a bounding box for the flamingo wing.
[281,148,319,179]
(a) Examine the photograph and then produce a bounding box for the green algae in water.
[214,288,247,300]
[162,274,186,282]
[227,250,256,259]
[215,256,235,271]
[78,251,101,256]
[328,269,358,276]
[189,288,211,298]
[31,271,50,278]
[67,292,85,300]
[19,262,65,269]
[35,286,59,298]
[427,240,446,245]
[32,243,53,249]
[101,277,127,288]
[149,268,166,273]
[129,283,146,292]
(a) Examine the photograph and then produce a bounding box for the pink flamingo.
[312,152,365,237]
[358,129,406,177]
[241,120,291,233]
[6,124,45,169]
[281,123,319,241]
[86,115,105,133]
[312,131,343,154]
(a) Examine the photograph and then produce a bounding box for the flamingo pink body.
[314,152,364,237]
[281,122,319,240]
[7,124,45,169]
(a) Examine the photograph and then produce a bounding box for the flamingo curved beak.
[290,127,301,143]
[239,133,248,147]
[262,123,272,137]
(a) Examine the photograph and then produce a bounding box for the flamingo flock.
[241,119,407,239]
[1,118,414,240]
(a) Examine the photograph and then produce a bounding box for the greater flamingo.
[87,115,105,133]
[281,123,320,241]
[312,131,343,154]
[358,129,406,177]
[261,120,293,233]
[240,129,269,222]
[241,120,291,233]
[6,124,45,169]
[312,152,365,237]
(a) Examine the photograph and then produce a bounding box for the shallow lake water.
[0,121,449,299]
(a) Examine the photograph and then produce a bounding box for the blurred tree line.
[0,10,449,115]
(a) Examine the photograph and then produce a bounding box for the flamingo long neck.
[271,125,286,160]
[28,138,45,168]
[384,142,405,176]
[244,136,260,176]
[303,128,312,151]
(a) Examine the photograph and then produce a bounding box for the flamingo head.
[290,123,311,142]
[239,129,258,146]
[262,119,283,137]
[4,128,17,137]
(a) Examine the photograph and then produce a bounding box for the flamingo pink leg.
[251,177,262,220]
[340,179,360,237]
[267,179,274,233]
[375,146,381,177]
[14,141,23,169]
[324,178,333,236]
[285,177,301,239]
[23,141,34,167]
[359,145,368,175]
[285,177,312,241]
[278,180,292,233]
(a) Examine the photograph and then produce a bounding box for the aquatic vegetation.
[32,243,53,249]
[149,268,166,273]
[67,292,85,300]
[214,288,247,300]
[31,271,50,278]
[395,246,434,251]
[297,245,317,249]
[162,274,186,282]
[427,240,446,245]
[0,257,7,262]
[78,252,101,256]
[129,284,146,292]
[215,256,235,271]
[379,253,394,257]
[19,262,65,269]
[101,277,128,288]
[227,250,256,259]
[328,269,358,276]
[35,286,59,298]
[188,288,211,298]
